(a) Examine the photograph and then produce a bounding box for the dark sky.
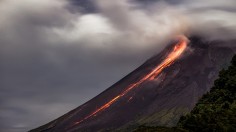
[1,0,236,132]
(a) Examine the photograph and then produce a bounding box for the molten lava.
[72,35,188,127]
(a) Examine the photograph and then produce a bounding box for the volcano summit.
[31,36,235,132]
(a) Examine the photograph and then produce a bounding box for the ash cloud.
[178,0,236,40]
[0,0,236,131]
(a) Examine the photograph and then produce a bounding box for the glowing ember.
[72,35,188,127]
[128,96,133,102]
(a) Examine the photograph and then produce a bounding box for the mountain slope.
[177,55,236,131]
[134,55,236,132]
[30,37,235,132]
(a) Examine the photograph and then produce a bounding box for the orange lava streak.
[72,35,188,126]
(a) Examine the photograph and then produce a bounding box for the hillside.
[177,55,236,132]
[134,55,236,132]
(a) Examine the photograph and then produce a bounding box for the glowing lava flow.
[72,35,188,126]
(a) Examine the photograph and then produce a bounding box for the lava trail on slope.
[70,35,188,127]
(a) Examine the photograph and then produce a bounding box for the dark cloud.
[69,0,97,13]
[0,0,236,132]
[135,0,185,5]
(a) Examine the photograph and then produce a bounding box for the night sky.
[1,0,236,132]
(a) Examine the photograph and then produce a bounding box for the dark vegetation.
[133,126,187,132]
[134,55,236,132]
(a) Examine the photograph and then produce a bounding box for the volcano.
[30,36,235,132]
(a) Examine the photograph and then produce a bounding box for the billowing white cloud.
[44,0,189,55]
[178,0,236,40]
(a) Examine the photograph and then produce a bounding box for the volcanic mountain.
[30,36,235,132]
